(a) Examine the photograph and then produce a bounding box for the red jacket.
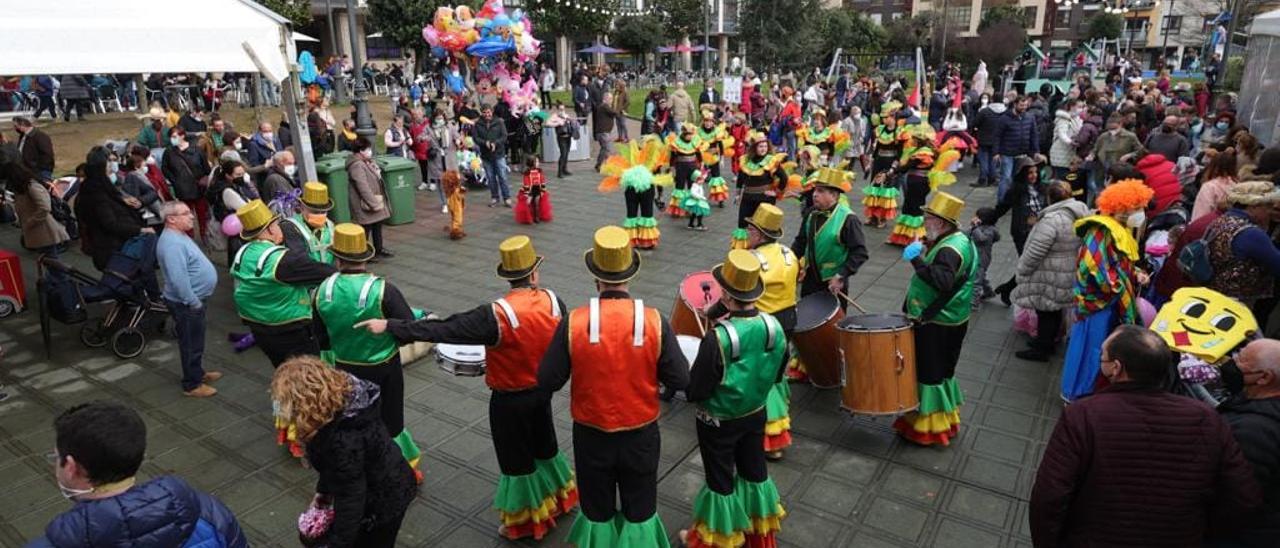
[1030,383,1260,547]
[1136,154,1182,214]
[409,120,431,161]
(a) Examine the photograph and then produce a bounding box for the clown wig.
[1096,179,1154,216]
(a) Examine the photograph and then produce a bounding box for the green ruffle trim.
[735,476,785,522]
[683,196,712,216]
[863,185,901,198]
[692,486,750,536]
[624,216,658,229]
[621,165,654,193]
[917,378,965,415]
[765,380,791,421]
[568,513,672,548]
[707,176,728,190]
[393,429,421,464]
[494,452,574,512]
[731,228,749,241]
[671,189,690,202]
[893,213,924,227]
[319,350,336,367]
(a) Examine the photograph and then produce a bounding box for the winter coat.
[58,75,91,100]
[120,170,162,225]
[345,154,390,225]
[471,117,508,160]
[669,89,696,124]
[1217,395,1280,547]
[1192,176,1234,222]
[13,180,69,250]
[992,109,1039,157]
[1135,153,1182,215]
[1071,115,1102,161]
[1049,110,1082,168]
[409,120,432,161]
[73,175,145,271]
[17,128,55,174]
[245,133,282,167]
[1012,199,1089,311]
[33,475,247,548]
[972,103,1006,149]
[259,167,296,203]
[306,382,417,548]
[160,145,209,201]
[1030,383,1261,548]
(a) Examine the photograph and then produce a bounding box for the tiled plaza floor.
[0,136,1061,547]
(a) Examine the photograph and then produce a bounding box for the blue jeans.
[976,148,995,184]
[483,156,511,201]
[165,298,208,391]
[997,155,1015,202]
[784,130,798,160]
[1088,163,1107,205]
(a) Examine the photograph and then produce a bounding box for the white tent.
[1240,9,1280,147]
[0,0,295,83]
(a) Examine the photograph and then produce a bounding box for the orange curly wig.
[1096,178,1154,215]
[271,356,353,443]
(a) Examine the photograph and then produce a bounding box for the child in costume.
[934,94,978,164]
[883,124,961,246]
[443,170,466,240]
[731,131,788,250]
[667,123,704,217]
[600,136,670,249]
[684,170,712,230]
[457,136,487,189]
[728,113,750,176]
[515,155,552,224]
[697,111,735,208]
[863,103,903,228]
[796,108,850,168]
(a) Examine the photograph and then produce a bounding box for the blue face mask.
[1216,122,1229,131]
[109,173,118,184]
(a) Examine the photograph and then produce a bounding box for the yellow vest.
[750,243,799,314]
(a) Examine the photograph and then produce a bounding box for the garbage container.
[315,154,352,223]
[541,116,591,163]
[375,155,418,226]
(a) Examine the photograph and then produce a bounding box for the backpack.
[1176,225,1218,284]
[48,192,78,240]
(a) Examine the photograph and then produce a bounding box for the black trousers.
[737,192,776,228]
[491,389,560,476]
[914,321,968,384]
[338,355,405,436]
[556,134,571,175]
[362,222,384,253]
[696,411,768,495]
[1030,309,1064,353]
[573,422,660,522]
[624,186,655,219]
[674,161,697,192]
[352,511,406,547]
[252,322,319,368]
[33,96,57,119]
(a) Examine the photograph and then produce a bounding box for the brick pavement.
[0,139,1061,547]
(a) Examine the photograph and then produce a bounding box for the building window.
[1056,8,1071,27]
[871,13,882,24]
[1023,6,1038,29]
[1163,15,1182,35]
[891,12,904,20]
[947,6,972,31]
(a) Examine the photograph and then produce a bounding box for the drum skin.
[667,334,702,401]
[436,343,486,376]
[671,271,721,337]
[794,292,845,388]
[837,314,919,415]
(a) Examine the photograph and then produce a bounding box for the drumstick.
[835,290,869,314]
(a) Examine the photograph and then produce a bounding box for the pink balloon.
[221,214,242,237]
[423,26,440,47]
[1138,298,1157,327]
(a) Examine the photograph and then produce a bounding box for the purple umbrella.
[577,43,627,54]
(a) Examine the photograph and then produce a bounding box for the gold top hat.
[924,192,965,225]
[330,223,376,262]
[496,235,544,280]
[235,199,280,240]
[584,226,641,283]
[680,122,696,135]
[745,203,785,239]
[301,182,334,212]
[811,167,851,193]
[713,249,764,302]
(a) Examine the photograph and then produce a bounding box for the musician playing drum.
[355,236,579,541]
[679,250,789,548]
[311,223,422,480]
[707,203,800,460]
[893,192,978,447]
[790,167,869,381]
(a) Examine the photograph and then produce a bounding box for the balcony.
[1121,28,1148,45]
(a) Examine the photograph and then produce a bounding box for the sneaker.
[503,199,513,208]
[441,205,449,213]
[488,199,498,207]
[184,384,218,397]
[427,183,438,191]
[202,371,223,383]
[417,182,429,191]
[765,450,784,461]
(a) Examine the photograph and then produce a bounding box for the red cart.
[0,249,25,317]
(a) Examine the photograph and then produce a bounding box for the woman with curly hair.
[272,356,417,548]
[1060,179,1154,402]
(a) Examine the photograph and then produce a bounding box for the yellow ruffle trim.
[902,409,962,434]
[691,522,746,548]
[891,224,926,238]
[748,506,786,535]
[861,195,898,209]
[499,480,577,525]
[764,417,791,436]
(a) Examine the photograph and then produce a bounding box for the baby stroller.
[37,235,168,359]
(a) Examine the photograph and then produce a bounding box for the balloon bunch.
[422,0,541,61]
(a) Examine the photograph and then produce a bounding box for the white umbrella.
[293,31,319,43]
[367,32,383,39]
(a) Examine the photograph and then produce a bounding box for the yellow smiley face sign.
[1151,287,1258,362]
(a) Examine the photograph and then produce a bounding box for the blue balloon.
[445,72,465,94]
[431,46,448,59]
[297,51,319,84]
[465,37,515,58]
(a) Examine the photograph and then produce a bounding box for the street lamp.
[327,0,346,104]
[345,0,375,138]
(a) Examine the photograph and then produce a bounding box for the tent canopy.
[1251,8,1280,37]
[0,0,294,82]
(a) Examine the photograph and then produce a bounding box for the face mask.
[305,212,328,228]
[1216,122,1229,131]
[284,165,297,177]
[145,156,156,166]
[108,173,118,184]
[58,480,94,500]
[234,141,244,151]
[362,149,374,159]
[1125,210,1146,228]
[1110,128,1121,135]
[108,163,119,175]
[980,98,989,105]
[242,173,251,184]
[262,132,273,141]
[170,136,182,147]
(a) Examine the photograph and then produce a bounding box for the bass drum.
[837,313,918,415]
[670,271,721,337]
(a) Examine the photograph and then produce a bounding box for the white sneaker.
[417,183,429,191]
[427,183,438,191]
[441,205,449,213]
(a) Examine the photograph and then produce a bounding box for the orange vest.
[568,298,662,432]
[486,287,562,392]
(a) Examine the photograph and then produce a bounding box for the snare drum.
[664,334,703,401]
[670,271,722,337]
[837,313,918,415]
[436,343,486,376]
[793,292,845,388]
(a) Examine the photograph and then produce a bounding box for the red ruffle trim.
[863,206,897,220]
[745,532,780,548]
[892,417,959,446]
[764,431,792,452]
[633,237,659,249]
[709,188,729,203]
[886,232,916,246]
[502,487,579,541]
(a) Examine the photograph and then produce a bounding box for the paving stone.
[980,406,1039,437]
[958,454,1023,494]
[969,427,1031,465]
[432,470,495,514]
[821,446,885,485]
[844,530,916,548]
[931,517,1005,548]
[775,506,848,547]
[862,496,931,543]
[432,523,502,548]
[945,484,1015,529]
[799,474,865,518]
[881,465,945,507]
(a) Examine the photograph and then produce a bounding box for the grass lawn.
[549,84,707,119]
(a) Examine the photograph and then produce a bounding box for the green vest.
[905,231,978,326]
[805,202,852,281]
[315,272,398,366]
[287,215,335,265]
[231,241,313,325]
[702,313,787,419]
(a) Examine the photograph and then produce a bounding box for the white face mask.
[242,173,251,184]
[1125,210,1146,228]
[170,136,182,147]
[261,132,273,141]
[362,149,374,159]
[58,480,94,500]
[284,165,297,176]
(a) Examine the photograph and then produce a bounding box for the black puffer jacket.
[1218,395,1280,547]
[306,380,417,548]
[73,175,145,271]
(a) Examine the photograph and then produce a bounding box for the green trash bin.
[315,154,352,223]
[374,155,418,226]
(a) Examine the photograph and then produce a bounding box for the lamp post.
[345,0,375,138]
[327,0,346,103]
[1161,0,1176,56]
[704,0,712,77]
